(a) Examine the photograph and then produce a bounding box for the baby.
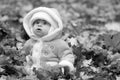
[22,7,75,74]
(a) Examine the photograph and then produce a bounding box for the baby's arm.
[21,39,34,55]
[57,40,75,72]
[21,39,35,74]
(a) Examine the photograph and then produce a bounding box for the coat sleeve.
[21,39,34,55]
[57,40,75,71]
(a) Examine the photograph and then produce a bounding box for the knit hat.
[23,7,63,41]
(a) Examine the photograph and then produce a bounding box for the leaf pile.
[1,0,120,80]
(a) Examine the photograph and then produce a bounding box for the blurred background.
[0,0,120,80]
[1,0,120,36]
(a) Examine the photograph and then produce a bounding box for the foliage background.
[1,0,120,80]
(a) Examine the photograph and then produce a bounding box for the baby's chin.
[33,31,48,38]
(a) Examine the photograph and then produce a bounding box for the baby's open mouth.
[36,28,41,31]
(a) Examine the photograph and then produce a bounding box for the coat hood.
[23,7,63,42]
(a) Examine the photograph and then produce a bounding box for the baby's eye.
[35,20,41,24]
[42,20,51,26]
[33,20,41,25]
[42,20,47,25]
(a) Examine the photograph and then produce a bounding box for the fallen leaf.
[105,22,120,32]
[82,59,92,67]
[116,76,120,80]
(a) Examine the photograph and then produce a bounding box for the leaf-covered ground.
[1,0,120,80]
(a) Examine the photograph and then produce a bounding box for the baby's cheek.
[33,24,38,28]
[32,26,37,31]
[31,27,35,33]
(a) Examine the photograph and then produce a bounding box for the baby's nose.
[38,23,42,27]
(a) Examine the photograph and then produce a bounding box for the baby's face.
[32,19,51,37]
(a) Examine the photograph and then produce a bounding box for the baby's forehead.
[34,19,47,22]
[32,19,50,25]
